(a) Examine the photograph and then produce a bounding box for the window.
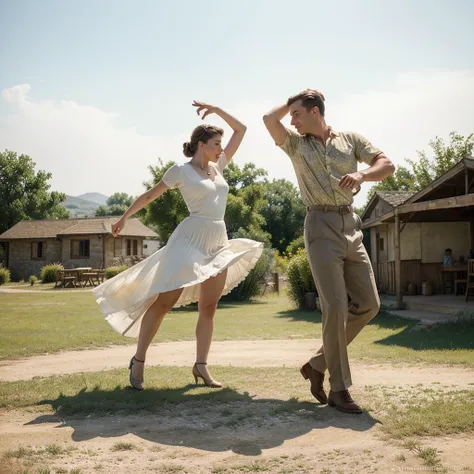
[133,239,138,256]
[126,239,139,256]
[71,239,90,258]
[379,237,385,251]
[31,241,46,260]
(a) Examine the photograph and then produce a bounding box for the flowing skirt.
[93,215,264,337]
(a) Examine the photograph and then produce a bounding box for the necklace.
[190,161,211,176]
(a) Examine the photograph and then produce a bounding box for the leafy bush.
[222,227,274,301]
[227,248,275,301]
[286,248,316,308]
[40,263,63,283]
[106,265,129,279]
[273,250,289,275]
[29,275,38,286]
[285,235,305,257]
[0,267,11,285]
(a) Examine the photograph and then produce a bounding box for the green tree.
[367,131,474,200]
[260,179,306,253]
[225,184,268,238]
[407,131,474,190]
[142,159,188,244]
[367,164,416,200]
[0,150,69,234]
[95,204,128,216]
[106,192,134,207]
[223,161,267,193]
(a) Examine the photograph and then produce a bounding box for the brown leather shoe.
[300,362,328,404]
[328,390,363,414]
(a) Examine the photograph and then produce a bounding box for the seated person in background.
[443,248,453,266]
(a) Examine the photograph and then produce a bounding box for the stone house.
[0,217,158,280]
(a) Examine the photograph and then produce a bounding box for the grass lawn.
[2,281,69,291]
[1,291,473,365]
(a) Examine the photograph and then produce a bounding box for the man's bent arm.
[361,154,395,182]
[263,104,289,146]
[339,154,395,190]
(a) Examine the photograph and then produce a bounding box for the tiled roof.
[376,191,415,207]
[0,217,157,240]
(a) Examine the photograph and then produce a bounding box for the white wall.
[420,222,470,263]
[143,239,161,256]
[371,221,470,263]
[401,223,421,260]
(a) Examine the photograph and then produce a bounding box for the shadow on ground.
[27,385,380,456]
[276,305,474,351]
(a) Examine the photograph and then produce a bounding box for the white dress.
[93,152,264,337]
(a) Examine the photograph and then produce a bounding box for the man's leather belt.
[306,204,353,215]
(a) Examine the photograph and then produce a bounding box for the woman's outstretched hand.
[192,100,220,120]
[112,218,125,238]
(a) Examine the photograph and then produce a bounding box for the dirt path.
[1,339,474,388]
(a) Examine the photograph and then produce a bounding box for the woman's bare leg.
[195,270,228,382]
[131,287,183,382]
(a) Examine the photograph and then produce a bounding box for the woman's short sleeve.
[162,164,184,189]
[215,152,229,173]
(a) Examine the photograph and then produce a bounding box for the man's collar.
[306,126,339,141]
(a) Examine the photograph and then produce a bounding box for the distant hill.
[62,195,108,217]
[77,192,109,206]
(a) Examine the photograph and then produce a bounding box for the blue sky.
[1,0,474,207]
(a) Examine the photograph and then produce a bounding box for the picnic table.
[59,267,92,288]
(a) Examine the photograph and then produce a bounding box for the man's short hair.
[287,89,326,116]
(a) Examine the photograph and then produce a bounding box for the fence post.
[272,272,279,294]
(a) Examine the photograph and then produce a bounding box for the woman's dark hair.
[182,125,224,158]
[287,89,326,116]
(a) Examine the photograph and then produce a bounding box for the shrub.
[40,263,63,283]
[105,265,129,279]
[222,227,274,301]
[285,235,305,257]
[273,250,289,275]
[228,248,275,301]
[29,275,38,286]
[0,267,11,285]
[286,248,316,308]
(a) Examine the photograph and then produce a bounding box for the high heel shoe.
[192,362,222,388]
[128,356,145,391]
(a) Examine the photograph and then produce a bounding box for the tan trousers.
[304,210,380,392]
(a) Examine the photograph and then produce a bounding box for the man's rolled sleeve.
[279,128,303,159]
[352,132,383,166]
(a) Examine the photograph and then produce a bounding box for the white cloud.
[1,70,474,210]
[0,84,182,197]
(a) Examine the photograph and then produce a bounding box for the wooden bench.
[55,269,76,288]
